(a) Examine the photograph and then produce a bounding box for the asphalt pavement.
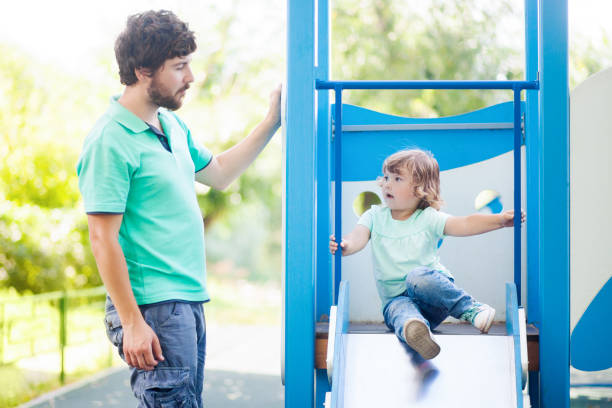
[21,325,284,408]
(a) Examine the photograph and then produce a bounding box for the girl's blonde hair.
[381,149,444,210]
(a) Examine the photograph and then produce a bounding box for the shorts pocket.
[103,308,123,349]
[136,367,195,407]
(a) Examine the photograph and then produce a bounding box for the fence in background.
[0,286,111,384]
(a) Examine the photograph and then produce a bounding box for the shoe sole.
[477,307,496,334]
[403,319,440,360]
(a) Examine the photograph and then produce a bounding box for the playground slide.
[340,333,516,407]
[325,282,529,408]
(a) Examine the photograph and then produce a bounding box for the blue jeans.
[382,266,476,363]
[104,297,206,408]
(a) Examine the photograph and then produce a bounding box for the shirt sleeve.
[171,112,213,172]
[76,135,132,214]
[186,129,213,172]
[357,206,375,231]
[427,208,451,239]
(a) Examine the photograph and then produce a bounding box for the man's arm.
[195,86,281,190]
[87,214,163,371]
[443,209,525,237]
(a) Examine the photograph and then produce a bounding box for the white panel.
[438,150,527,322]
[336,180,384,322]
[343,333,516,408]
[570,67,612,332]
[335,151,527,323]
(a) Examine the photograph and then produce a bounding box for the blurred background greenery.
[1,0,611,294]
[0,0,611,406]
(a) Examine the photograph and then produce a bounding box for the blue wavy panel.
[571,277,612,371]
[331,102,524,181]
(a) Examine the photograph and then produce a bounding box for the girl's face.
[380,167,420,210]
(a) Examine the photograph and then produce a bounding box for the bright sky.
[0,0,285,79]
[0,0,610,79]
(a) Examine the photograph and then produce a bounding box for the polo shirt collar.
[107,95,150,133]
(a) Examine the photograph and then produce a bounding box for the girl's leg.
[383,295,426,342]
[406,266,495,333]
[383,295,440,360]
[405,266,476,326]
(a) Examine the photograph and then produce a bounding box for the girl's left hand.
[500,209,526,227]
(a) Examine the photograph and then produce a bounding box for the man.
[77,10,280,407]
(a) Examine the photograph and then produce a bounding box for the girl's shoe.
[461,303,495,333]
[403,318,440,360]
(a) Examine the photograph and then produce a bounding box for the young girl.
[330,149,525,364]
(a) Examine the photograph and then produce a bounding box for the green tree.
[0,45,102,292]
[332,0,522,117]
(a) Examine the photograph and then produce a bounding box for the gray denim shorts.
[105,297,206,408]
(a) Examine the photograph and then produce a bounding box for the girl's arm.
[329,225,371,256]
[444,209,525,237]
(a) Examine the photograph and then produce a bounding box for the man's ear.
[134,67,153,84]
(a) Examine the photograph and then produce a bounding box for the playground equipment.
[569,67,612,373]
[281,0,609,407]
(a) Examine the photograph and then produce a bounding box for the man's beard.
[147,78,188,111]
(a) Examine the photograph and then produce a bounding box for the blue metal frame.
[538,1,570,407]
[285,1,570,407]
[525,0,541,329]
[285,1,316,407]
[513,88,523,305]
[314,0,332,405]
[315,0,332,327]
[506,282,525,408]
[333,88,343,300]
[331,101,524,178]
[525,2,541,405]
[317,80,538,90]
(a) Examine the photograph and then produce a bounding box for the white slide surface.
[341,333,517,408]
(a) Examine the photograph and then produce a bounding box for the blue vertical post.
[525,0,541,327]
[333,87,343,302]
[286,1,316,406]
[513,87,522,306]
[525,1,541,404]
[538,0,570,407]
[315,0,332,406]
[315,0,332,328]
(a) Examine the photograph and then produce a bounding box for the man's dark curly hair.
[115,10,196,86]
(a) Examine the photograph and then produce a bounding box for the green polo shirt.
[77,96,213,305]
[358,205,452,309]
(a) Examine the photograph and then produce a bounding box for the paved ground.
[22,325,284,407]
[24,368,283,407]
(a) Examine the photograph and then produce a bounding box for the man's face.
[147,55,194,110]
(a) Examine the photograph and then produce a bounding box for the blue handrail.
[316,79,539,90]
[316,79,540,305]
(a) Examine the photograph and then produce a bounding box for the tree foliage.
[0,46,103,292]
[333,0,523,117]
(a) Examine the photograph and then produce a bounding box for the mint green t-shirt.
[358,205,452,308]
[77,97,213,305]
